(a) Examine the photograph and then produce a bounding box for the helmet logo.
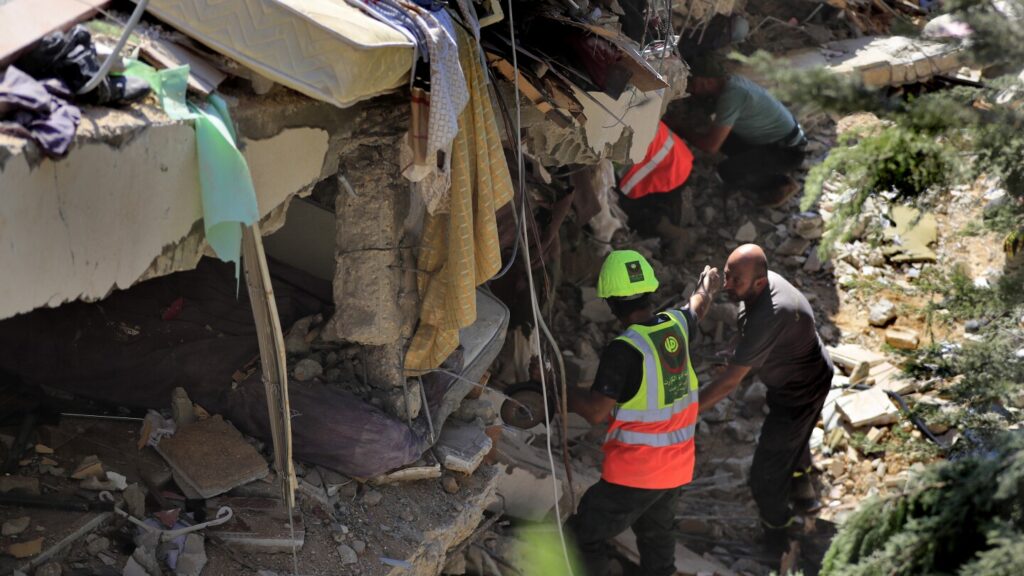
[664,336,680,353]
[626,261,645,283]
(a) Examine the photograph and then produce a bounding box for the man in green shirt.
[682,57,807,207]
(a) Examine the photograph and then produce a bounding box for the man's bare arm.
[567,387,619,425]
[689,123,732,155]
[698,364,752,413]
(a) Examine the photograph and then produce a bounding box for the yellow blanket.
[403,25,515,375]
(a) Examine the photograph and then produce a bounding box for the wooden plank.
[0,0,110,67]
[241,224,296,508]
[139,37,228,96]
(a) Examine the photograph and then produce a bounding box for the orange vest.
[602,309,699,489]
[618,121,694,200]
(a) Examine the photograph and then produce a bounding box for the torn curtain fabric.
[403,24,514,375]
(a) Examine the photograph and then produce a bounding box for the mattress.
[142,0,415,107]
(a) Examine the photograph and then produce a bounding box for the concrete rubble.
[1,0,1013,575]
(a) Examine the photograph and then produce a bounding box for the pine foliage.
[821,435,1024,575]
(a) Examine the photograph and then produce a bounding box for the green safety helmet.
[597,250,659,299]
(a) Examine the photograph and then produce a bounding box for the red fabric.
[618,121,694,200]
[601,403,698,489]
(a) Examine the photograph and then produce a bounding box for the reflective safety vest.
[602,309,699,489]
[618,121,694,200]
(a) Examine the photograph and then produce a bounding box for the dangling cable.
[78,0,150,95]
[507,1,574,574]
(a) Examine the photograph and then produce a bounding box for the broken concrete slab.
[829,344,887,374]
[836,388,900,428]
[436,421,493,476]
[780,36,961,89]
[154,415,268,499]
[886,327,921,350]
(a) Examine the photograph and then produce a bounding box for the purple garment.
[0,66,80,157]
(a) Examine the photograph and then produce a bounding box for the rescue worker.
[698,244,833,551]
[617,120,695,237]
[566,250,721,576]
[681,57,807,208]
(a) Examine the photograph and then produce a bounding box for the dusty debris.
[362,489,383,507]
[2,515,30,536]
[337,543,358,565]
[293,358,323,382]
[33,444,53,455]
[85,534,110,556]
[154,415,268,499]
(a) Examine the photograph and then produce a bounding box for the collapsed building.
[0,0,978,574]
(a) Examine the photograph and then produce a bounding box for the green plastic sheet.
[123,61,259,275]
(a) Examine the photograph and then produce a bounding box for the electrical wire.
[507,2,574,574]
[78,0,150,95]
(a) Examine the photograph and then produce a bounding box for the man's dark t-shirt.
[591,308,699,402]
[733,271,833,406]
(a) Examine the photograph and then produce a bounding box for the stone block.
[836,388,899,428]
[886,328,920,350]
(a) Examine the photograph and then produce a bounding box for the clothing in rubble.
[568,306,700,576]
[16,25,150,106]
[733,271,832,532]
[0,66,80,157]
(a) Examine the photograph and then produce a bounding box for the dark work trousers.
[749,392,827,529]
[619,187,683,238]
[567,479,680,576]
[718,133,807,194]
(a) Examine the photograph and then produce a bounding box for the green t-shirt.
[714,75,800,146]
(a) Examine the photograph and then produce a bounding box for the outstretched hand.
[700,265,722,296]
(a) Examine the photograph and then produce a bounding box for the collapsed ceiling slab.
[0,102,330,321]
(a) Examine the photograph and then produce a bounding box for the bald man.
[699,244,833,550]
